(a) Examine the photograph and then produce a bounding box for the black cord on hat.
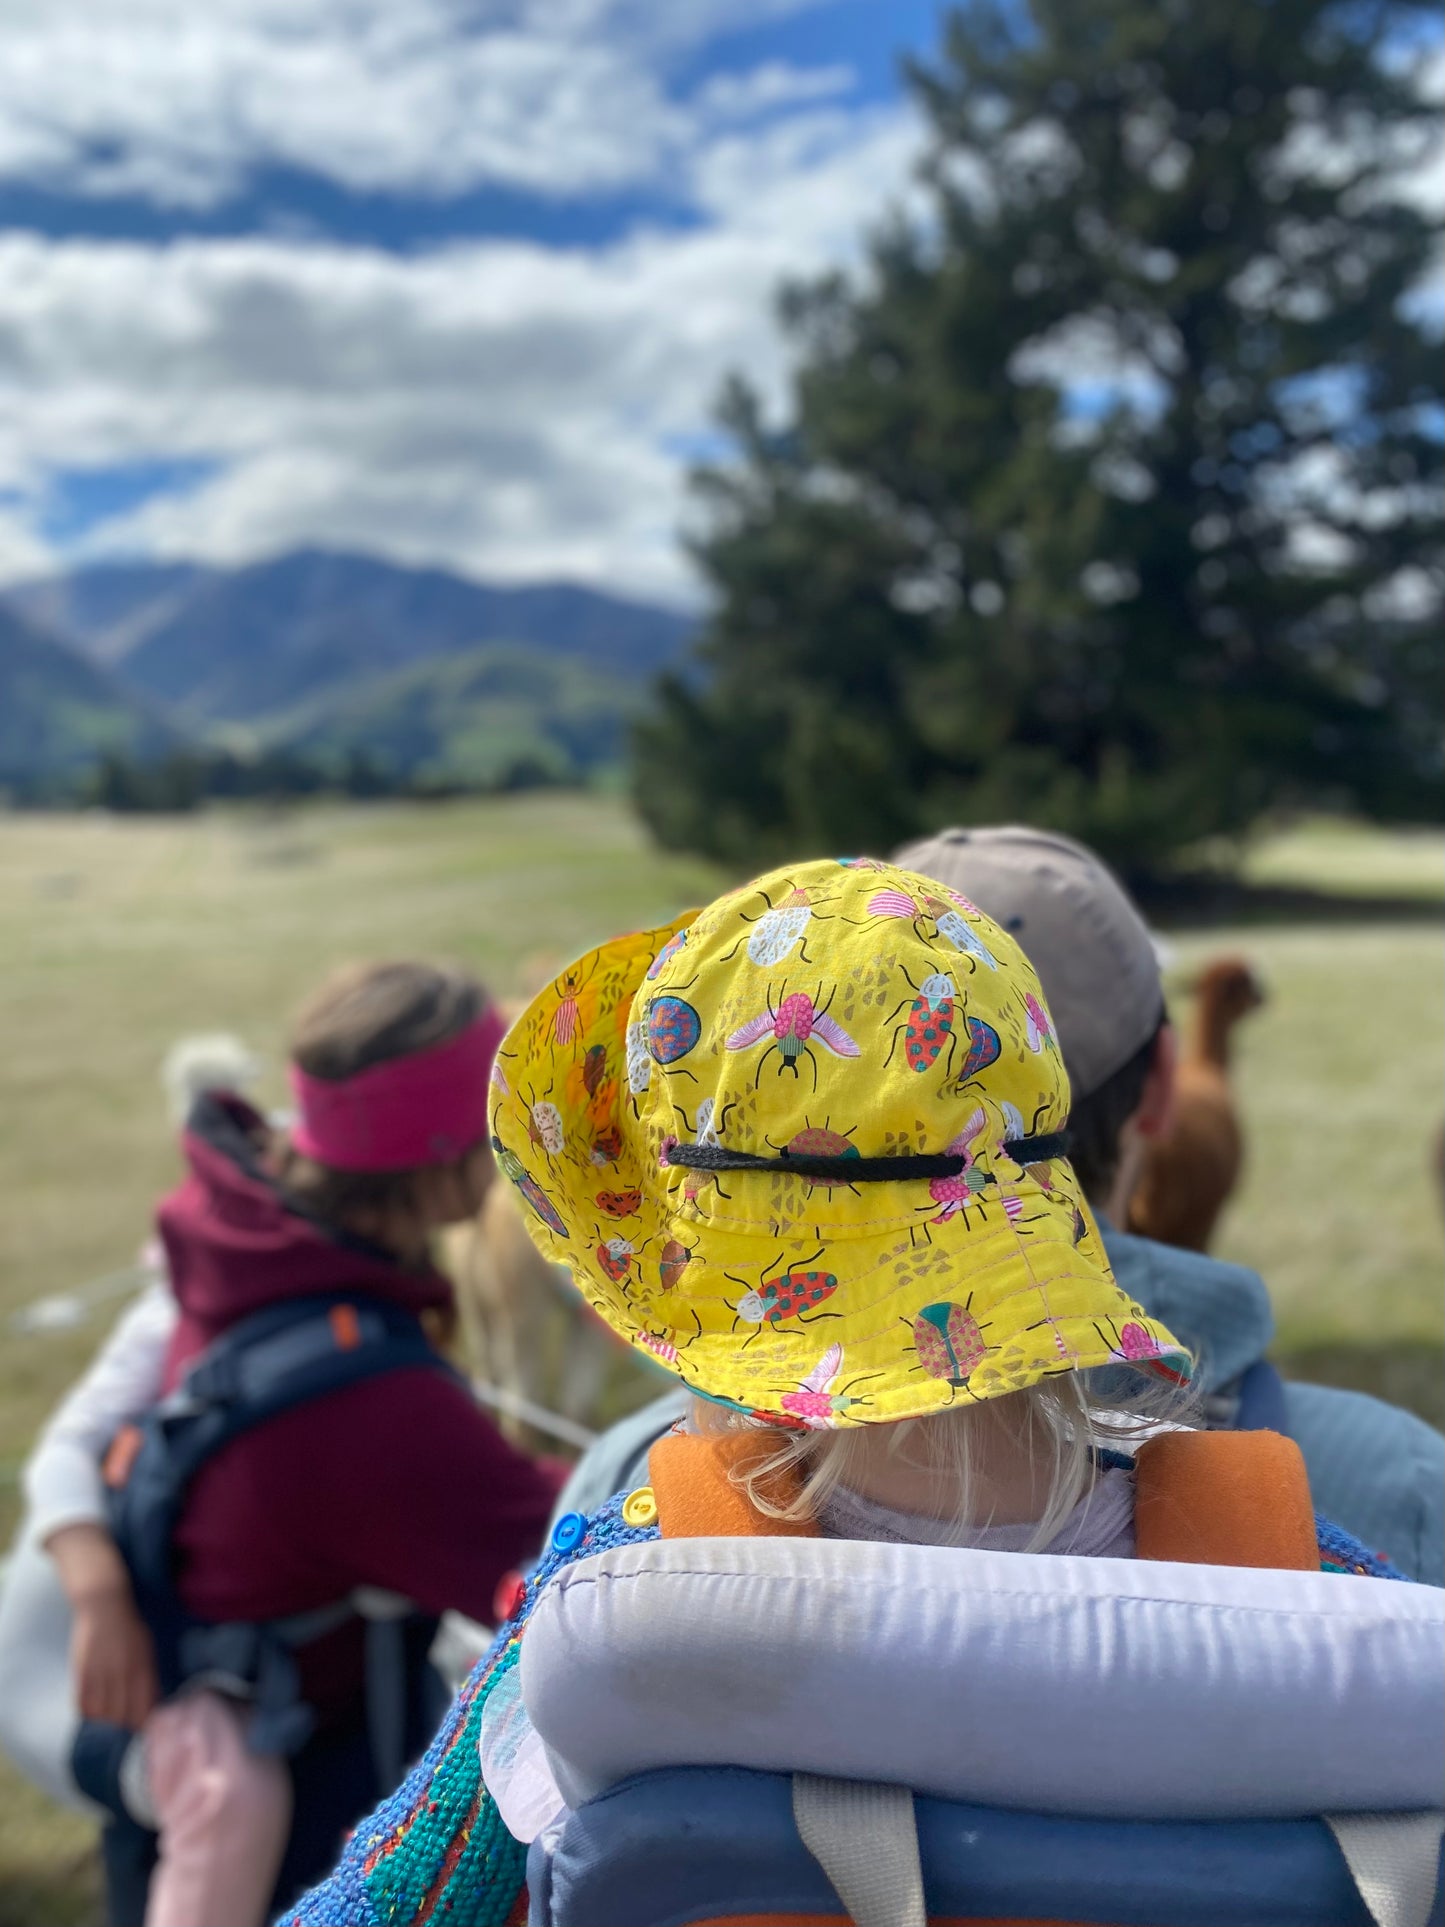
[663,1132,1070,1184]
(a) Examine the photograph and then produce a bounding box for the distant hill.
[7,562,207,668]
[0,603,173,788]
[274,643,638,787]
[8,550,694,726]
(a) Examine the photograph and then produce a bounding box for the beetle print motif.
[491,1137,570,1239]
[746,904,813,967]
[934,912,999,970]
[725,987,860,1088]
[625,1022,651,1094]
[591,1125,623,1165]
[528,1100,564,1155]
[597,1236,635,1283]
[596,1189,641,1219]
[725,1249,841,1344]
[1097,1318,1192,1385]
[694,1095,721,1146]
[646,995,702,1066]
[911,1300,987,1389]
[776,1343,877,1427]
[582,1044,609,1096]
[1024,993,1057,1054]
[951,1016,1001,1088]
[884,969,957,1075]
[647,929,689,981]
[778,1122,859,1189]
[658,1238,695,1291]
[927,1109,991,1223]
[550,960,593,1050]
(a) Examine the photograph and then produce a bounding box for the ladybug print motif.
[912,1301,987,1388]
[646,995,703,1066]
[885,969,956,1075]
[597,1236,635,1283]
[491,1137,570,1239]
[591,1125,623,1165]
[779,1121,859,1188]
[726,1249,841,1343]
[596,1188,642,1218]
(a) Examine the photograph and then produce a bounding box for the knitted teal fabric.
[278,1487,1407,1927]
[277,1490,660,1927]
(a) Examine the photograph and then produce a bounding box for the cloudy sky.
[0,0,952,603]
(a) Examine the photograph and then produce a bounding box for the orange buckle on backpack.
[329,1303,362,1352]
[102,1422,144,1490]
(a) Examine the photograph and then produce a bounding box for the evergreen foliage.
[635,0,1443,876]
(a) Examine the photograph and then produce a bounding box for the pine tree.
[635,0,1442,877]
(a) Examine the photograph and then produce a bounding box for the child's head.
[279,959,505,1261]
[488,858,1193,1528]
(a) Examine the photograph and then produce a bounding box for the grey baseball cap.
[892,825,1166,1099]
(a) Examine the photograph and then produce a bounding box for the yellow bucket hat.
[489,858,1189,1428]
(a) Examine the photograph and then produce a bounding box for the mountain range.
[0,550,695,790]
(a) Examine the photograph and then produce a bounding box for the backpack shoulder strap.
[650,1431,818,1539]
[110,1292,454,1605]
[649,1423,1320,1568]
[1134,1428,1319,1569]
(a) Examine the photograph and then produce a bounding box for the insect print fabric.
[487,858,1189,1427]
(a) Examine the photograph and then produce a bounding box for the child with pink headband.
[44,961,562,1927]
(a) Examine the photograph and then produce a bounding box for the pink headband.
[289,1004,507,1172]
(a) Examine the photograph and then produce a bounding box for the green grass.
[0,797,1440,1921]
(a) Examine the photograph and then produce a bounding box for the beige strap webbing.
[1326,1812,1445,1927]
[792,1773,927,1927]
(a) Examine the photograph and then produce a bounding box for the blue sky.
[0,1,1436,605]
[0,0,950,600]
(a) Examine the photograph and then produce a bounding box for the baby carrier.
[522,1431,1445,1927]
[77,1292,456,1922]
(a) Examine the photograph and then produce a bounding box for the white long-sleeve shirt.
[21,1282,176,1544]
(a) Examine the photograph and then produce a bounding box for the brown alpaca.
[1127,957,1266,1253]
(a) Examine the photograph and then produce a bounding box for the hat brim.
[489,917,1190,1427]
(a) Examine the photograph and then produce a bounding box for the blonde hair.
[694,1368,1195,1553]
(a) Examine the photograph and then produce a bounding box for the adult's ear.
[1133,1023,1178,1141]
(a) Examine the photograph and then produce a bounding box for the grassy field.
[0,797,1440,1922]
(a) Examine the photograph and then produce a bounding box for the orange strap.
[650,1431,819,1540]
[1133,1427,1319,1569]
[652,1427,1318,1570]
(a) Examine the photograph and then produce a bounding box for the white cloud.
[0,103,924,600]
[0,0,844,207]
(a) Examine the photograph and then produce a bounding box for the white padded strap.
[793,1773,926,1927]
[1326,1812,1445,1927]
